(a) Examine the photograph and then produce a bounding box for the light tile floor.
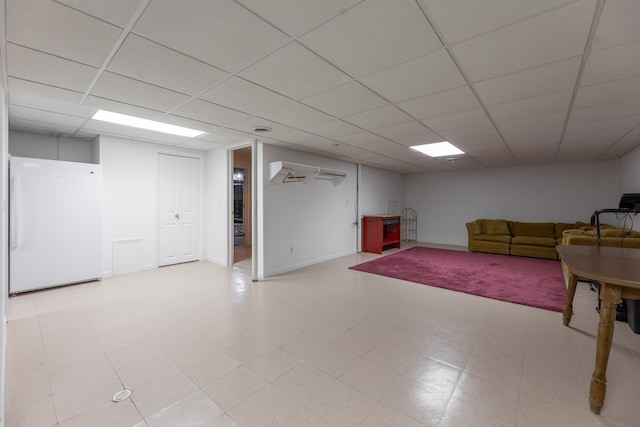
[5,243,640,426]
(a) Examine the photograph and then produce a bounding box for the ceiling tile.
[394,133,443,147]
[474,57,581,106]
[360,50,466,103]
[385,149,426,161]
[468,152,517,168]
[397,86,480,120]
[575,76,640,108]
[556,134,617,162]
[419,0,575,44]
[258,102,333,128]
[135,130,191,145]
[359,140,405,155]
[8,78,89,117]
[344,105,414,130]
[301,81,388,118]
[581,40,640,86]
[502,126,563,147]
[374,121,433,140]
[91,72,190,112]
[81,120,146,138]
[7,44,98,93]
[179,139,222,151]
[569,100,640,124]
[601,125,640,158]
[196,128,256,145]
[7,0,122,67]
[348,151,394,163]
[510,147,557,165]
[333,131,386,146]
[9,118,82,136]
[83,96,164,120]
[302,120,362,139]
[405,156,455,171]
[228,117,293,137]
[487,91,572,122]
[591,0,640,50]
[240,42,352,100]
[159,115,224,136]
[172,99,251,127]
[421,109,492,132]
[107,35,230,96]
[496,112,566,138]
[442,157,486,170]
[236,0,362,37]
[562,129,620,147]
[565,115,640,137]
[440,123,502,142]
[300,0,442,78]
[55,0,147,28]
[452,0,596,82]
[133,0,289,72]
[274,130,336,146]
[330,145,370,157]
[200,77,291,116]
[10,105,87,129]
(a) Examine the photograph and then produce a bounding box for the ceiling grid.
[3,0,640,171]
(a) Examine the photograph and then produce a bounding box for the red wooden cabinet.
[362,215,401,254]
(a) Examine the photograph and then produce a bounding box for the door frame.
[157,150,205,267]
[228,142,257,280]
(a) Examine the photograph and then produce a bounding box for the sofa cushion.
[475,234,512,243]
[470,221,483,235]
[511,236,556,247]
[484,219,510,235]
[514,221,555,238]
[600,228,640,238]
[555,222,588,238]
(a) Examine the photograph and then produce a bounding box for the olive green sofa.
[466,219,591,260]
[561,227,640,249]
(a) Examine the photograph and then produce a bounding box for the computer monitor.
[619,193,640,211]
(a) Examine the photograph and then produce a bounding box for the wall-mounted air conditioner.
[269,161,347,185]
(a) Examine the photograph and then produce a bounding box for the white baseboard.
[263,249,356,278]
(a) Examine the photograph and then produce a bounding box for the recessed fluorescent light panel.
[91,110,205,138]
[410,141,464,157]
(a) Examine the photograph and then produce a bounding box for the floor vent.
[112,390,132,402]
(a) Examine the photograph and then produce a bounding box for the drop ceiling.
[3,0,640,173]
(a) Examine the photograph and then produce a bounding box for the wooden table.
[556,245,640,414]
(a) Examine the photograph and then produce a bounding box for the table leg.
[589,283,621,414]
[563,273,579,326]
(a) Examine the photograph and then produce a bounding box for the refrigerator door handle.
[10,175,19,250]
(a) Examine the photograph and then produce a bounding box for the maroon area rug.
[350,247,567,312]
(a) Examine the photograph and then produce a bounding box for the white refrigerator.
[9,157,102,294]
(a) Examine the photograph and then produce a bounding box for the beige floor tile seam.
[440,315,519,426]
[35,298,64,426]
[83,275,281,426]
[65,284,153,426]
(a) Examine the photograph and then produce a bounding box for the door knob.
[175,213,180,220]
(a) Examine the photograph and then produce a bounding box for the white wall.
[261,145,358,277]
[359,165,406,216]
[204,147,229,265]
[358,165,406,249]
[8,130,95,163]
[406,160,620,246]
[620,145,640,193]
[0,88,8,427]
[99,136,204,276]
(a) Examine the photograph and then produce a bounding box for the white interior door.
[159,154,199,266]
